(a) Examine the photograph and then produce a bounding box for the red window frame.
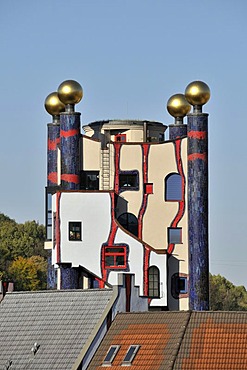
[115,134,126,142]
[103,245,127,269]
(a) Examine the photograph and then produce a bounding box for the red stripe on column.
[188,131,206,139]
[60,129,79,138]
[48,172,58,184]
[48,137,60,150]
[61,174,80,184]
[188,153,206,161]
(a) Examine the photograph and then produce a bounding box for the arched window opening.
[165,173,182,201]
[148,266,160,298]
[117,213,138,237]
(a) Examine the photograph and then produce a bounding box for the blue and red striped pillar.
[187,113,209,310]
[186,81,210,311]
[47,123,60,187]
[60,112,81,190]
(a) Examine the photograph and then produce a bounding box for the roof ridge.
[4,288,113,295]
[168,311,192,370]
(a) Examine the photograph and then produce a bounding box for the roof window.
[122,345,140,366]
[103,345,120,366]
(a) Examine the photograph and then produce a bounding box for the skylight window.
[103,345,120,366]
[122,345,140,366]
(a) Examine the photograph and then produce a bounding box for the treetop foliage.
[0,213,47,290]
[210,273,247,311]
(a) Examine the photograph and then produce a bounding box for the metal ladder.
[101,148,110,190]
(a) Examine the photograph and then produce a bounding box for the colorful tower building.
[44,80,210,311]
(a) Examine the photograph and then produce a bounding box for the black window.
[165,173,182,201]
[69,222,82,241]
[80,171,99,190]
[122,345,140,365]
[119,171,139,191]
[148,266,160,298]
[168,228,182,244]
[103,345,120,365]
[117,213,138,237]
[176,277,187,294]
[171,273,188,299]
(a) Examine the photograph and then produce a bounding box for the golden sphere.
[44,92,66,116]
[185,81,210,106]
[167,94,191,118]
[58,80,83,105]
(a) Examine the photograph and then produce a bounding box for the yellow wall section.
[119,145,143,218]
[82,137,101,171]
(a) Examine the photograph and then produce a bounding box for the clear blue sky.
[0,0,247,286]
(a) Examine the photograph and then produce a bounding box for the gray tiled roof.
[0,289,114,370]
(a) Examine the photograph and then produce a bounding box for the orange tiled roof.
[88,311,190,369]
[89,311,247,370]
[174,311,247,370]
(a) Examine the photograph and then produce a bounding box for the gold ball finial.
[57,80,83,105]
[44,92,65,116]
[167,94,191,118]
[185,81,210,106]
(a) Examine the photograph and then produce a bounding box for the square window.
[168,228,182,244]
[104,246,127,269]
[119,171,139,191]
[144,183,153,194]
[69,222,82,241]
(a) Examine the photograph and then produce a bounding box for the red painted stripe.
[138,144,149,239]
[48,172,57,184]
[188,131,206,140]
[188,153,206,161]
[60,129,79,138]
[143,244,151,296]
[56,192,61,264]
[48,137,60,150]
[61,174,80,184]
[100,193,118,286]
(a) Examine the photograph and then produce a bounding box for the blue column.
[60,112,81,190]
[187,113,209,310]
[169,124,187,140]
[47,123,60,187]
[60,264,79,289]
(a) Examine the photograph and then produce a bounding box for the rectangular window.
[119,171,139,191]
[176,277,188,294]
[80,171,99,190]
[104,246,127,269]
[45,189,53,241]
[144,183,153,194]
[103,345,120,365]
[122,345,140,365]
[69,222,82,241]
[168,228,182,244]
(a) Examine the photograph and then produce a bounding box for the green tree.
[0,213,47,289]
[210,273,247,311]
[8,256,47,291]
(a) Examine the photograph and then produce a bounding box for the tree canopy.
[210,273,247,311]
[0,213,47,290]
